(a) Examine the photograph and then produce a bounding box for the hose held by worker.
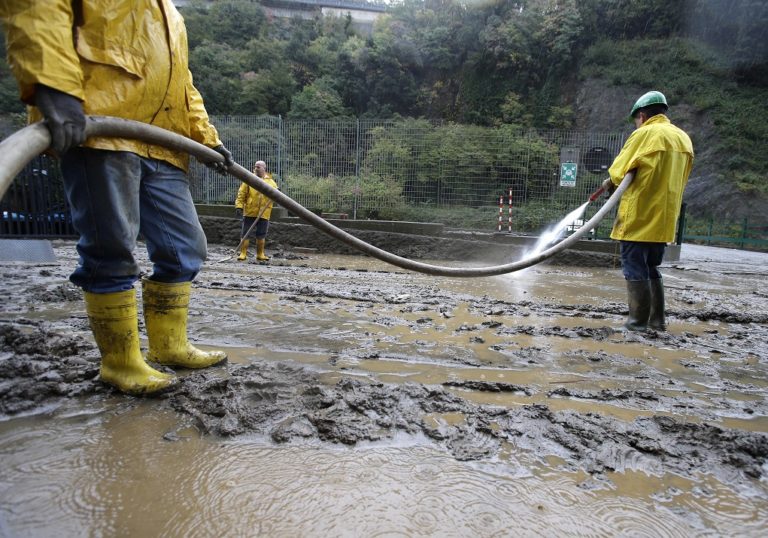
[1,0,235,394]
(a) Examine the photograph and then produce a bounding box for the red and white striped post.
[498,195,503,232]
[508,188,513,233]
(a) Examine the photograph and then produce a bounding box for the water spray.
[0,117,634,277]
[523,184,614,257]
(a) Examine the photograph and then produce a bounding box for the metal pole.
[676,202,687,245]
[277,115,282,190]
[498,195,503,232]
[354,118,360,220]
[741,217,748,249]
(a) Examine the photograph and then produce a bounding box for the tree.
[189,42,244,114]
[287,77,350,119]
[207,1,267,49]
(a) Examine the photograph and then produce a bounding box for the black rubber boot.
[624,280,651,331]
[648,278,666,331]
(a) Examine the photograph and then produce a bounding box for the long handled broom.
[218,201,270,263]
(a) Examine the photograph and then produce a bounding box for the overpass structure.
[265,0,387,11]
[260,0,389,31]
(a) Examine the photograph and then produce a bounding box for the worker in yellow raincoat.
[1,0,234,395]
[603,91,694,332]
[235,161,279,261]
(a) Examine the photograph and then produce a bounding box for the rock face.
[574,78,768,226]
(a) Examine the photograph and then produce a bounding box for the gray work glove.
[236,208,243,218]
[34,84,86,156]
[601,177,616,194]
[206,144,234,174]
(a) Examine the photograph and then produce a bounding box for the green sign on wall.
[560,162,577,187]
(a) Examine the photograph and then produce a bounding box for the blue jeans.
[61,148,207,293]
[241,217,270,239]
[620,241,666,281]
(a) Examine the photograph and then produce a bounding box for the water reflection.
[2,248,767,536]
[1,405,766,536]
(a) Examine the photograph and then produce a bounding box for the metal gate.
[0,155,76,238]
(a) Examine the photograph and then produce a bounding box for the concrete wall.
[195,204,678,264]
[198,212,622,267]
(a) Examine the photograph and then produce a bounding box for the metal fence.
[0,154,75,237]
[680,205,768,250]
[4,116,768,250]
[190,116,628,232]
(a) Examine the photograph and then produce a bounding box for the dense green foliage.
[177,0,766,194]
[1,0,766,196]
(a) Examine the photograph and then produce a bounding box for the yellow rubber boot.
[237,239,249,261]
[84,290,176,395]
[142,279,227,368]
[256,239,270,261]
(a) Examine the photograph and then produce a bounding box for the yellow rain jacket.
[236,173,278,220]
[1,0,221,172]
[607,115,693,243]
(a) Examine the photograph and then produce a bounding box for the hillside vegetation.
[1,0,767,217]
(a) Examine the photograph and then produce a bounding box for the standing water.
[2,242,767,536]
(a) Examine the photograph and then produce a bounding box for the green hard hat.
[630,90,668,117]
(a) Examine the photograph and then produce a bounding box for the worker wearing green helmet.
[629,90,668,118]
[602,90,694,332]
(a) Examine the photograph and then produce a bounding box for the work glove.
[236,208,243,218]
[206,144,234,174]
[34,84,86,156]
[601,177,616,195]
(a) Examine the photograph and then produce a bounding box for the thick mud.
[2,237,768,504]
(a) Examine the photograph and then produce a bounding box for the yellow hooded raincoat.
[1,0,221,172]
[236,173,278,220]
[607,115,694,243]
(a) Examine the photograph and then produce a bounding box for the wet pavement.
[1,239,767,536]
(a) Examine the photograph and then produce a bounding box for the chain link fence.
[190,116,628,234]
[5,116,767,248]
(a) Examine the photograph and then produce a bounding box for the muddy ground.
[1,230,768,505]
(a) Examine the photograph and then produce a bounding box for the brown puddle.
[1,241,767,535]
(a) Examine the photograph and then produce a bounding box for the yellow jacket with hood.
[235,173,278,220]
[607,114,694,243]
[0,0,221,172]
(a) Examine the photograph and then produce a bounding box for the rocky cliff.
[575,78,768,226]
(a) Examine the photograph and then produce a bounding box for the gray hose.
[0,116,633,276]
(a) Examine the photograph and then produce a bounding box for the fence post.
[676,202,687,245]
[354,118,360,220]
[498,195,503,232]
[277,115,283,189]
[707,217,713,245]
[740,217,748,249]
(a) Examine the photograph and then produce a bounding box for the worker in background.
[1,0,234,395]
[235,161,278,262]
[602,91,694,332]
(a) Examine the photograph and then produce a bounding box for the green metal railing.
[681,208,768,251]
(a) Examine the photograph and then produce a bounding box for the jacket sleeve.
[186,70,222,148]
[608,130,645,186]
[235,182,248,209]
[1,0,85,104]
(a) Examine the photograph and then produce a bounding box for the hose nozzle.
[588,186,606,203]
